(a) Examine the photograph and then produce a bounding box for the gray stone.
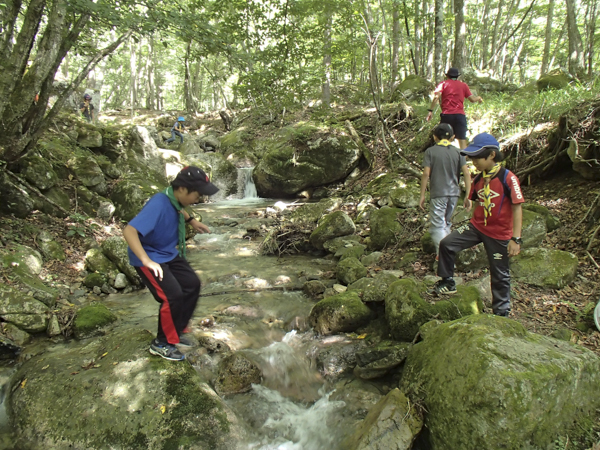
[510,248,578,289]
[309,211,356,250]
[21,154,58,190]
[2,323,32,346]
[96,201,116,221]
[309,291,372,335]
[0,173,34,218]
[369,207,403,250]
[46,315,62,337]
[361,252,383,266]
[214,353,262,395]
[113,273,128,289]
[337,257,368,285]
[389,181,421,208]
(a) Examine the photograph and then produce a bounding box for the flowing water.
[0,194,370,449]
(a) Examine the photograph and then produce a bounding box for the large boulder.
[389,180,421,208]
[214,353,262,395]
[522,204,561,232]
[309,211,356,250]
[400,314,600,450]
[336,257,368,285]
[73,303,118,339]
[309,291,372,335]
[8,328,247,449]
[348,272,399,303]
[110,175,167,222]
[101,237,141,286]
[0,284,49,333]
[67,155,107,195]
[510,248,578,289]
[252,122,363,197]
[385,278,483,341]
[128,125,165,176]
[391,75,435,102]
[368,207,403,250]
[289,198,343,224]
[0,173,35,218]
[537,68,574,92]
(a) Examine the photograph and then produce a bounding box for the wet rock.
[354,341,412,380]
[101,283,117,295]
[400,314,600,450]
[1,323,32,346]
[303,280,327,299]
[343,389,423,450]
[309,291,372,335]
[198,335,231,353]
[73,303,117,339]
[315,337,368,379]
[214,353,262,395]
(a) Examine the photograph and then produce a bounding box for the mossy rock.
[83,273,107,289]
[214,353,262,395]
[335,245,366,261]
[385,278,483,341]
[8,328,245,449]
[391,74,435,102]
[420,232,436,254]
[101,237,140,286]
[85,247,119,277]
[110,175,167,222]
[523,204,561,232]
[289,198,343,225]
[510,248,578,289]
[309,291,372,335]
[336,257,368,285]
[219,127,255,157]
[1,244,43,277]
[310,211,356,250]
[21,153,58,191]
[323,235,362,254]
[537,69,574,92]
[399,314,600,450]
[38,240,66,262]
[368,207,403,250]
[521,209,547,247]
[0,284,49,332]
[389,181,420,208]
[39,187,71,218]
[348,272,399,303]
[73,303,117,339]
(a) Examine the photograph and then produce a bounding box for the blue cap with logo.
[460,133,500,157]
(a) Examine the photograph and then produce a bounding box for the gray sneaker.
[149,339,185,361]
[177,335,195,347]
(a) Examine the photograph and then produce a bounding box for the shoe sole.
[149,347,185,361]
[430,288,457,296]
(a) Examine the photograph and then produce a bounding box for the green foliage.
[66,213,99,238]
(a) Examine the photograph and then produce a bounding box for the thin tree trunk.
[184,40,195,113]
[453,0,466,70]
[390,1,400,91]
[322,7,332,108]
[433,0,444,82]
[414,0,421,75]
[480,1,491,69]
[549,18,567,70]
[488,0,505,72]
[129,37,136,118]
[402,0,418,74]
[585,0,598,76]
[146,36,155,110]
[566,0,584,76]
[540,0,555,75]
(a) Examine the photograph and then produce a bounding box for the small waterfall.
[238,167,258,199]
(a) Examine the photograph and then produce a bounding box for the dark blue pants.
[438,223,511,315]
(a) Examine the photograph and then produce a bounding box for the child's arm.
[419,167,431,210]
[508,203,523,257]
[461,164,472,211]
[123,225,164,280]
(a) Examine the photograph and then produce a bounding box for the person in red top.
[431,133,524,318]
[426,68,483,149]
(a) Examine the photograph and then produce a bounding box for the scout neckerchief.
[163,186,187,258]
[437,139,452,146]
[481,163,502,226]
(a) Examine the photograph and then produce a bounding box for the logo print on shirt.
[510,176,523,200]
[477,187,500,209]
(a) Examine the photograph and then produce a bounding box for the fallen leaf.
[356,334,367,339]
[41,365,49,370]
[160,405,166,414]
[71,371,79,375]
[20,379,27,389]
[100,352,108,358]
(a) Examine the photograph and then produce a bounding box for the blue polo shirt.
[127,193,180,266]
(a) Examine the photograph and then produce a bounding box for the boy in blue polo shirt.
[123,166,219,361]
[166,116,186,144]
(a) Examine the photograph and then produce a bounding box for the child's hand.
[190,219,210,234]
[419,195,426,210]
[463,198,472,211]
[145,260,164,280]
[508,241,520,257]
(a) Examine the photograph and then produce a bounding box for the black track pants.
[438,223,511,315]
[135,256,201,344]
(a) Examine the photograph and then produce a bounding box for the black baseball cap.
[434,123,454,139]
[446,68,460,78]
[173,166,219,196]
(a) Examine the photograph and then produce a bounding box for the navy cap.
[446,67,460,78]
[460,133,500,157]
[174,166,219,196]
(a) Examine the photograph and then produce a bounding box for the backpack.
[471,167,512,212]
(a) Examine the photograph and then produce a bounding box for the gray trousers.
[438,223,511,315]
[429,196,459,254]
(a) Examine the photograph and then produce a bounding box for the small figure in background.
[166,116,186,144]
[79,93,95,122]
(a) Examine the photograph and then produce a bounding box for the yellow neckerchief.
[437,139,452,146]
[481,163,502,226]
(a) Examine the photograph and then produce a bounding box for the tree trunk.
[129,36,137,117]
[433,0,444,83]
[390,1,400,91]
[453,0,466,70]
[585,0,598,76]
[565,0,584,76]
[322,7,332,108]
[480,1,491,69]
[414,0,421,75]
[146,36,155,110]
[184,40,196,113]
[488,0,505,71]
[540,0,555,76]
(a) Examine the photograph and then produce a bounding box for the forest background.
[0,0,596,165]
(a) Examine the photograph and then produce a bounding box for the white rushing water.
[238,167,258,199]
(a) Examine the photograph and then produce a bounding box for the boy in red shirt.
[432,133,524,317]
[426,68,483,149]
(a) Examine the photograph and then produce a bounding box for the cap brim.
[198,182,219,196]
[460,144,497,157]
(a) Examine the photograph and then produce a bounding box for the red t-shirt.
[434,80,472,115]
[469,170,525,240]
